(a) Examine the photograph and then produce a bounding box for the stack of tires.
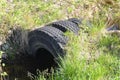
[1,18,82,80]
[28,18,82,71]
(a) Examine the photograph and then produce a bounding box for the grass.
[0,0,120,80]
[33,21,120,80]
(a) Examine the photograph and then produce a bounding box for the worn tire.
[48,20,80,35]
[28,26,67,57]
[68,18,82,26]
[28,26,68,70]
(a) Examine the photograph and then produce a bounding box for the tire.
[28,26,67,57]
[68,18,82,26]
[28,26,68,70]
[48,20,80,35]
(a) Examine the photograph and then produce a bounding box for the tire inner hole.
[35,48,57,71]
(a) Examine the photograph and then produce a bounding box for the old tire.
[28,26,67,70]
[68,18,82,26]
[48,20,80,35]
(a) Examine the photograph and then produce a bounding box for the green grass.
[0,0,120,80]
[33,23,120,80]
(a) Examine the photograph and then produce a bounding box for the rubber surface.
[68,18,82,26]
[48,20,80,35]
[28,26,68,57]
